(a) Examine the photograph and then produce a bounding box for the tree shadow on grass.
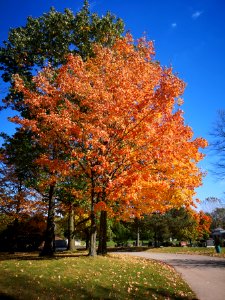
[108,246,150,252]
[0,293,17,300]
[90,284,197,300]
[166,257,225,269]
[0,251,88,261]
[0,270,197,300]
[0,247,150,261]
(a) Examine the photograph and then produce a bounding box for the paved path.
[116,251,225,300]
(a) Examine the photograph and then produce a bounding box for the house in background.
[54,237,83,251]
[211,228,225,238]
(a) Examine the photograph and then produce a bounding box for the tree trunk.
[97,210,107,255]
[9,184,22,253]
[8,218,19,254]
[85,228,90,250]
[135,217,140,247]
[67,204,76,251]
[88,175,97,256]
[154,232,158,247]
[89,211,97,256]
[40,184,55,256]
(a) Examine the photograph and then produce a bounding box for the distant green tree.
[0,1,124,112]
[0,130,43,252]
[165,208,197,242]
[210,208,225,229]
[111,221,131,246]
[0,130,41,185]
[146,213,170,247]
[138,208,205,247]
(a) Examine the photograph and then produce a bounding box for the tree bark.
[67,204,76,251]
[88,174,97,256]
[9,183,22,253]
[40,184,55,256]
[97,210,107,255]
[8,218,18,254]
[89,210,97,256]
[85,228,90,250]
[135,217,140,247]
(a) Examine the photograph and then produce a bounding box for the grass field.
[0,251,196,300]
[147,246,225,258]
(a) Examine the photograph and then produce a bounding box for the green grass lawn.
[0,251,196,300]
[147,246,225,257]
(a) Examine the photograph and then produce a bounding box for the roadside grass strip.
[147,246,225,257]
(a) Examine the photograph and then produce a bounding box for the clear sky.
[0,0,225,209]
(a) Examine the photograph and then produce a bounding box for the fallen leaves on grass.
[0,252,196,299]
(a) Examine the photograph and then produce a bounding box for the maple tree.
[0,1,124,256]
[11,35,207,256]
[195,210,212,240]
[126,208,212,246]
[166,208,211,244]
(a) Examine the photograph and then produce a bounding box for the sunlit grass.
[0,252,196,299]
[147,246,225,257]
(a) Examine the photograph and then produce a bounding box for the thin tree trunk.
[135,217,140,247]
[67,204,76,251]
[40,184,55,256]
[88,175,97,256]
[85,228,90,250]
[89,210,97,256]
[154,232,157,247]
[9,184,22,253]
[8,218,18,254]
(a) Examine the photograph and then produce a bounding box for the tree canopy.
[11,35,207,255]
[0,1,124,111]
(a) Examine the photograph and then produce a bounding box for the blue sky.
[0,0,225,209]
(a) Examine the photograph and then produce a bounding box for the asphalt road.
[117,251,225,300]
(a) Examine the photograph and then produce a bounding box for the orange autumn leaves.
[12,35,207,218]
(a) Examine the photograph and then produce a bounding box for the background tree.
[132,208,211,247]
[210,110,225,180]
[56,174,89,251]
[0,213,46,252]
[210,207,225,229]
[196,210,212,240]
[111,221,131,246]
[145,213,170,247]
[201,197,223,213]
[166,208,197,244]
[0,131,45,252]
